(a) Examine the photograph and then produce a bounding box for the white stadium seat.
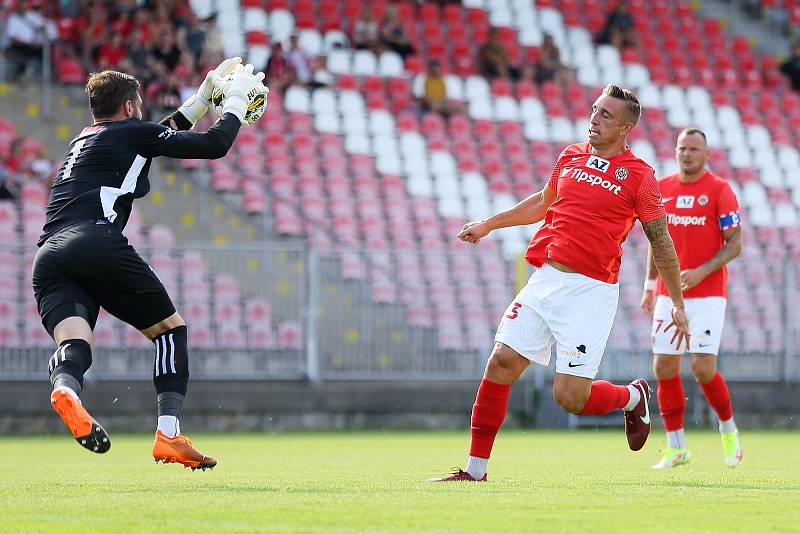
[338,90,365,115]
[464,76,491,101]
[661,85,686,111]
[326,49,351,75]
[298,29,322,56]
[243,8,268,33]
[412,74,425,98]
[247,45,270,72]
[519,97,545,123]
[624,64,650,88]
[466,198,492,221]
[430,152,458,178]
[524,119,550,141]
[284,86,310,113]
[550,118,574,143]
[369,110,395,136]
[468,99,493,120]
[352,50,377,76]
[314,113,340,134]
[404,155,429,176]
[777,146,800,171]
[444,75,464,101]
[637,84,661,109]
[342,114,367,136]
[311,88,337,114]
[344,133,370,154]
[461,172,488,199]
[774,204,797,227]
[371,135,398,159]
[488,8,513,27]
[268,9,294,42]
[596,45,621,68]
[407,173,434,197]
[746,125,772,150]
[376,154,402,175]
[462,0,485,7]
[494,96,520,122]
[666,107,691,128]
[399,132,426,159]
[576,64,600,87]
[322,30,349,53]
[438,196,465,219]
[378,51,404,77]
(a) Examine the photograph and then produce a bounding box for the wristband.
[643,279,657,291]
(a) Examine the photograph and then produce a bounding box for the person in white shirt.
[4,0,57,80]
[286,34,312,85]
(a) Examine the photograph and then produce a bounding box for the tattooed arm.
[642,215,690,350]
[642,216,684,307]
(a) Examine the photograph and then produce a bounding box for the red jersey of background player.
[655,170,740,299]
[526,142,665,284]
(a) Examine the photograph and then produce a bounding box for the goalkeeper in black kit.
[32,58,267,470]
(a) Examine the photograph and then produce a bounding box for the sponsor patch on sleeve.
[719,211,741,230]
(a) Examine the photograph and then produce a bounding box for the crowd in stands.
[0,121,53,202]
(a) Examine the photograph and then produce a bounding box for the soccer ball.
[211,74,267,125]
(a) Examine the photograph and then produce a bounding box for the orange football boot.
[152,431,217,471]
[50,386,111,453]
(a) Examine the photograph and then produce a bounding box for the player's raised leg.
[692,354,741,467]
[142,312,217,471]
[48,316,111,454]
[651,354,690,469]
[428,342,529,482]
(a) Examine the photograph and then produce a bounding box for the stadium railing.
[0,242,796,383]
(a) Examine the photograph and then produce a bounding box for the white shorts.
[651,295,727,356]
[494,263,619,379]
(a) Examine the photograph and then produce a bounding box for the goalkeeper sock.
[157,415,181,438]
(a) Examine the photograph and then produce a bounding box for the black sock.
[157,391,185,417]
[49,339,92,395]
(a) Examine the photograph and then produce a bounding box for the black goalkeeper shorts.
[32,222,176,336]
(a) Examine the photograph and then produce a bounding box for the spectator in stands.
[597,1,638,49]
[0,170,19,200]
[286,34,313,86]
[4,0,57,81]
[96,33,128,71]
[309,55,333,90]
[780,42,800,93]
[535,33,574,88]
[151,31,182,72]
[477,27,513,80]
[264,42,295,94]
[379,4,415,59]
[81,5,110,68]
[421,59,463,116]
[178,11,207,62]
[352,4,380,53]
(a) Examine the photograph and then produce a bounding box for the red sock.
[578,380,631,416]
[699,372,733,422]
[469,378,511,459]
[657,375,685,431]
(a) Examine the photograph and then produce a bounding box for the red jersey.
[526,143,664,284]
[655,171,740,299]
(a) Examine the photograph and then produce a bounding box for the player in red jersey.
[641,128,743,469]
[429,84,690,482]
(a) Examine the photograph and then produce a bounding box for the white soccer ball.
[211,74,267,125]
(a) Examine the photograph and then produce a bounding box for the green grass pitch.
[1,430,798,533]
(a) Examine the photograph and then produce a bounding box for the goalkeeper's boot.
[721,431,742,468]
[652,447,691,469]
[50,386,111,453]
[152,431,217,471]
[427,469,487,482]
[623,379,651,451]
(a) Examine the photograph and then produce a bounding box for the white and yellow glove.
[218,63,267,125]
[178,56,242,125]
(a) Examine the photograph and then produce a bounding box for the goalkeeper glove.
[220,63,267,125]
[178,56,242,125]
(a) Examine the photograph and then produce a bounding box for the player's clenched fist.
[457,221,491,244]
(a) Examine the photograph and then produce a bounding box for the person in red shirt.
[641,128,743,469]
[430,84,690,482]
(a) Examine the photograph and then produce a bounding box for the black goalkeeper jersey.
[38,112,240,246]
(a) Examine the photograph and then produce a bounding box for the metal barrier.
[0,242,797,382]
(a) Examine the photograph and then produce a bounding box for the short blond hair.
[602,83,641,125]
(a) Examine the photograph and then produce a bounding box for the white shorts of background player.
[651,295,726,356]
[494,263,619,379]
